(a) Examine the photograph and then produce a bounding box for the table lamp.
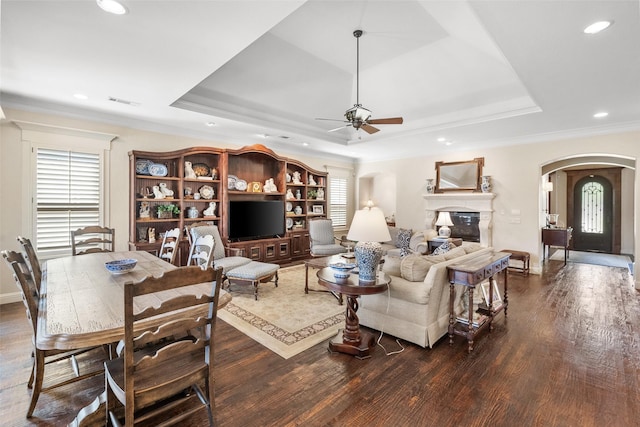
[346,207,391,283]
[435,211,454,238]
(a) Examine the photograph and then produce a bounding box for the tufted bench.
[502,249,530,276]
[226,261,279,300]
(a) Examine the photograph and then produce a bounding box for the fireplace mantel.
[423,193,496,247]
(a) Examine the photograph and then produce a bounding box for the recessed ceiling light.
[302,142,309,146]
[584,21,612,34]
[205,122,216,127]
[73,93,88,100]
[445,141,453,146]
[437,137,446,142]
[96,0,128,15]
[593,112,609,118]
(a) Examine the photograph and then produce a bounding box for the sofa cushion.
[386,227,400,246]
[432,240,453,255]
[400,254,439,282]
[462,242,483,253]
[444,246,467,260]
[382,255,402,277]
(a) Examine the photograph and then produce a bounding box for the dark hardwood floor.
[1,260,638,427]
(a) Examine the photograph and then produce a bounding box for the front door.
[572,175,613,253]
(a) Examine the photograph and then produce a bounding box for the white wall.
[356,132,638,281]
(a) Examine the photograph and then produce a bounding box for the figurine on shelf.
[148,227,156,244]
[185,161,196,179]
[139,201,150,219]
[308,174,316,185]
[286,189,295,200]
[264,178,277,193]
[203,201,217,217]
[211,167,218,180]
[316,187,324,200]
[159,182,174,198]
[286,172,291,183]
[292,171,302,184]
[152,185,165,199]
[184,186,193,199]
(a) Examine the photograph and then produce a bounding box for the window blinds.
[329,177,347,227]
[36,148,101,254]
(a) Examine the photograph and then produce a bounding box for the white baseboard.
[1,292,22,305]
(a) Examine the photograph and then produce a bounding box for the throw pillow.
[432,240,452,255]
[395,228,412,257]
[443,246,466,260]
[382,255,402,277]
[400,254,438,282]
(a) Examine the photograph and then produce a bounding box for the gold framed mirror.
[435,157,484,192]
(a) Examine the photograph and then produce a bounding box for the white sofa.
[380,227,438,257]
[358,243,493,348]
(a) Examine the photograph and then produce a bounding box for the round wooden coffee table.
[316,268,390,359]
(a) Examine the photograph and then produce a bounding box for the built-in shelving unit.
[129,144,327,263]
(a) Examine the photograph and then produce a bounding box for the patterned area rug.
[550,249,632,269]
[217,264,345,359]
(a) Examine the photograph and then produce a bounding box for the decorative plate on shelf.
[135,159,154,175]
[148,163,168,177]
[286,218,294,230]
[286,202,293,212]
[228,175,238,190]
[198,185,214,200]
[235,179,248,191]
[192,163,210,177]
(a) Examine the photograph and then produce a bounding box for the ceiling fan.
[316,29,403,135]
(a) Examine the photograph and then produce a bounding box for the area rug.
[217,264,345,359]
[550,249,632,269]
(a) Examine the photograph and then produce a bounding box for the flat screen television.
[228,200,285,241]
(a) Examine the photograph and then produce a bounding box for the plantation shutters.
[329,177,348,228]
[36,148,102,256]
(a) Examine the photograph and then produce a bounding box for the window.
[35,148,102,256]
[581,181,604,233]
[329,177,347,228]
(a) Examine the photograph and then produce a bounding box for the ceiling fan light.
[97,0,128,15]
[345,105,372,122]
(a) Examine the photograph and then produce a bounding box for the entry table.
[542,227,573,264]
[316,268,389,358]
[447,251,510,352]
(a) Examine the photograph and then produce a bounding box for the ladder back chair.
[104,266,224,427]
[187,234,215,269]
[158,227,181,265]
[71,226,115,255]
[17,236,42,289]
[1,250,107,418]
[187,224,251,276]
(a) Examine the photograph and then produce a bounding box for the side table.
[447,251,511,352]
[316,268,390,359]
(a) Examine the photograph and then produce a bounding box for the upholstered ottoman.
[502,249,530,275]
[226,261,279,300]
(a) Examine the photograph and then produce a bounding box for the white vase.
[481,176,492,193]
[426,179,435,194]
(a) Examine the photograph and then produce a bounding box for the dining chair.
[1,250,107,418]
[309,218,347,257]
[158,227,181,265]
[187,234,215,269]
[17,236,42,289]
[71,225,115,255]
[104,265,224,427]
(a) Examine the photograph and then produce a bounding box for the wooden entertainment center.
[129,144,328,264]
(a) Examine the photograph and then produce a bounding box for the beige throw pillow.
[382,255,402,277]
[400,254,439,282]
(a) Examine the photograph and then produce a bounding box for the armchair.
[309,218,347,257]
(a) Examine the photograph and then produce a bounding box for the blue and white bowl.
[329,262,357,279]
[105,259,137,274]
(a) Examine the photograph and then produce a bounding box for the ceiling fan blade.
[328,124,351,132]
[315,118,348,122]
[367,117,403,125]
[361,124,380,134]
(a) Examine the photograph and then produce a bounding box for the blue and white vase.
[481,176,492,193]
[426,179,435,194]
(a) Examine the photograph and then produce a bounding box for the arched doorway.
[571,174,613,253]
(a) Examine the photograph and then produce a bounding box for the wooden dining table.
[38,250,231,425]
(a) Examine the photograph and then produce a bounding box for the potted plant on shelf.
[307,189,317,200]
[157,203,180,219]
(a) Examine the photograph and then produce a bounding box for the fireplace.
[423,193,495,247]
[448,211,480,242]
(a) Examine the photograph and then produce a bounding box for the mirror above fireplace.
[435,157,484,192]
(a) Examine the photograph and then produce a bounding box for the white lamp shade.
[435,211,454,227]
[347,208,391,243]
